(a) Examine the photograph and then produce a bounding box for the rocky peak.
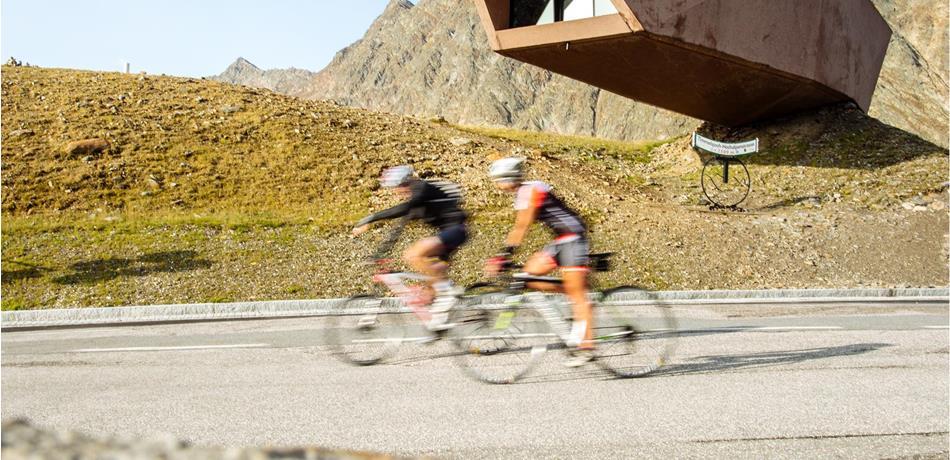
[212,57,315,96]
[384,0,414,13]
[229,57,260,72]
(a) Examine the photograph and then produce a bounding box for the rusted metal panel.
[473,0,507,49]
[500,34,850,126]
[496,14,632,50]
[620,0,891,111]
[472,0,892,126]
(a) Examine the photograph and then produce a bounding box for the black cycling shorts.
[541,233,590,271]
[436,224,468,261]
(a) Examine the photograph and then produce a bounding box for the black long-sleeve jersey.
[356,179,466,230]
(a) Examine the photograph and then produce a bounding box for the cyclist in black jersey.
[352,165,468,330]
[486,157,595,367]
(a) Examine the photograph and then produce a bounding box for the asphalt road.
[2,302,948,459]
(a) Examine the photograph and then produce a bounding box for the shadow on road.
[655,342,893,377]
[489,342,895,385]
[52,250,212,285]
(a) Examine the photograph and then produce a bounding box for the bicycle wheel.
[326,294,407,366]
[449,286,553,384]
[701,157,751,208]
[592,286,677,378]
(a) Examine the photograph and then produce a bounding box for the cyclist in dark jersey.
[352,165,467,330]
[486,157,595,367]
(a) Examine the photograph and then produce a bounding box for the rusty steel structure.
[472,0,892,126]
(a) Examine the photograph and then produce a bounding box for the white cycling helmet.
[380,165,414,188]
[488,157,525,182]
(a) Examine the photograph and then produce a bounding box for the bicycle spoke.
[326,295,409,366]
[593,287,678,378]
[449,289,552,384]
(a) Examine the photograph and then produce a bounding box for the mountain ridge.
[213,56,317,96]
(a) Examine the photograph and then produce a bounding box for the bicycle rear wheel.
[326,294,407,366]
[449,286,553,384]
[592,286,677,378]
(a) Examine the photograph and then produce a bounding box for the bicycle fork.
[376,272,433,322]
[509,293,573,360]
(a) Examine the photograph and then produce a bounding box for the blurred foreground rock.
[1,419,430,460]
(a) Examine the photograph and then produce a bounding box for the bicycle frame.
[488,270,619,345]
[370,260,436,323]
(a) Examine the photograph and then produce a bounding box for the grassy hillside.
[2,66,947,309]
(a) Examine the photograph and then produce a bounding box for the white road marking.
[70,343,271,353]
[351,333,559,344]
[751,326,844,331]
[923,326,950,329]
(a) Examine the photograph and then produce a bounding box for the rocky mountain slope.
[213,57,316,95]
[304,0,696,142]
[221,0,948,148]
[869,0,949,148]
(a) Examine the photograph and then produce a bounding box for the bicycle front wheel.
[592,286,677,378]
[326,294,407,366]
[449,287,553,384]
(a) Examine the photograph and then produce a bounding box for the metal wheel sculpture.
[692,133,759,209]
[701,156,751,208]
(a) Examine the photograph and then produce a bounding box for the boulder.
[9,128,34,138]
[449,137,474,146]
[63,138,110,157]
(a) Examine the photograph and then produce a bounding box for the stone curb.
[2,288,946,330]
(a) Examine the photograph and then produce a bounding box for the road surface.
[3,302,947,459]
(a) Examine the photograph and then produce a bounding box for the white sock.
[568,320,587,348]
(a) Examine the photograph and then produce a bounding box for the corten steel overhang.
[472,0,892,127]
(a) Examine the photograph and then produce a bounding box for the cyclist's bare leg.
[404,237,447,299]
[523,251,562,293]
[563,269,594,350]
[525,252,594,351]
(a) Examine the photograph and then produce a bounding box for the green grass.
[0,211,347,237]
[203,294,234,304]
[1,297,38,311]
[284,284,306,295]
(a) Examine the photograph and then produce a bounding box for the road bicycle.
[326,220,461,365]
[328,221,678,383]
[448,256,678,384]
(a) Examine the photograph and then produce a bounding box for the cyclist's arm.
[505,186,540,248]
[356,202,410,227]
[355,182,425,227]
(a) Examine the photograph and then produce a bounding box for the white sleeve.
[514,184,533,211]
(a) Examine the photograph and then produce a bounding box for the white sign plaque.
[692,133,759,157]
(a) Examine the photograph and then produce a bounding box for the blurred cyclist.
[486,157,595,367]
[352,165,467,331]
